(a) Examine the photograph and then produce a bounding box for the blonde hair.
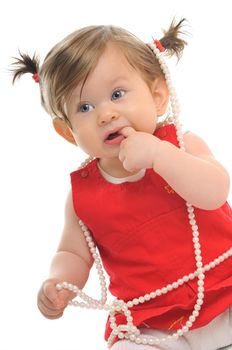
[12,19,187,126]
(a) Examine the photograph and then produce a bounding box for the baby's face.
[66,43,166,161]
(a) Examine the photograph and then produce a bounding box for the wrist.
[152,138,165,171]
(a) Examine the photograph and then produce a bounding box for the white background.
[0,0,231,349]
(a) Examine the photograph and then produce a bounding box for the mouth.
[106,131,121,140]
[104,128,125,145]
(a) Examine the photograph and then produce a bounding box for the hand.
[119,127,161,172]
[37,278,73,319]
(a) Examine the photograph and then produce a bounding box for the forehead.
[91,44,135,75]
[71,43,137,97]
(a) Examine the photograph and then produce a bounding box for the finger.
[38,287,63,312]
[120,126,136,137]
[122,159,138,173]
[38,287,71,317]
[43,281,60,305]
[43,281,71,308]
[118,150,125,163]
[38,297,64,318]
[57,289,73,307]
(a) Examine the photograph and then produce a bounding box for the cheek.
[73,127,100,155]
[73,132,88,150]
[135,104,158,133]
[70,125,87,148]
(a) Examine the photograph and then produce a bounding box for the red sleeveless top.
[70,124,232,340]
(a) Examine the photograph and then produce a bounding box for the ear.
[151,78,169,116]
[53,118,77,145]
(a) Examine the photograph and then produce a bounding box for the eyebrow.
[109,76,128,85]
[70,75,129,103]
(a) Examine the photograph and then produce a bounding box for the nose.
[97,104,119,125]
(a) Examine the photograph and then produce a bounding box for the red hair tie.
[32,73,40,83]
[154,39,165,52]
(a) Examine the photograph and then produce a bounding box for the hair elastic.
[154,39,166,52]
[32,73,40,83]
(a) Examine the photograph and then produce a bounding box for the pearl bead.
[198,273,205,280]
[142,338,148,345]
[177,278,184,285]
[172,282,179,288]
[193,310,199,317]
[146,338,153,345]
[189,273,195,280]
[187,206,194,212]
[186,321,192,328]
[56,283,62,291]
[172,333,179,340]
[194,300,201,311]
[73,285,78,293]
[135,337,142,344]
[177,329,184,336]
[144,294,151,301]
[209,261,216,268]
[149,292,155,298]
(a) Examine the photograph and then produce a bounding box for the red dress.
[70,124,232,341]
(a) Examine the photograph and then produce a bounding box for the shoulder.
[64,189,79,224]
[183,132,230,178]
[71,158,98,181]
[183,131,214,157]
[60,190,93,267]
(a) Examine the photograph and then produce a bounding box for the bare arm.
[153,132,230,209]
[50,190,93,284]
[120,127,230,210]
[37,190,93,319]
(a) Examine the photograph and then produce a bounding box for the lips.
[104,128,125,145]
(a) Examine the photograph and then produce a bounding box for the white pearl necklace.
[56,43,232,348]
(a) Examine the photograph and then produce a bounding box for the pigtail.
[11,51,40,84]
[159,18,188,60]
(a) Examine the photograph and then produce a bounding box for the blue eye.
[112,89,125,101]
[79,103,94,113]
